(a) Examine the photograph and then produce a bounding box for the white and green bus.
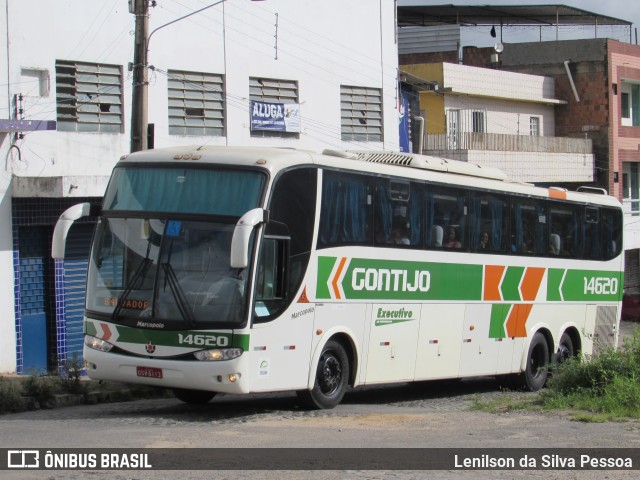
[52,146,624,408]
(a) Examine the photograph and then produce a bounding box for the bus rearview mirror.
[230,208,268,268]
[51,203,92,259]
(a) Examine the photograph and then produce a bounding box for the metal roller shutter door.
[63,224,94,363]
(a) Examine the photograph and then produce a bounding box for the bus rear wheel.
[520,332,550,391]
[556,332,575,364]
[297,340,349,410]
[173,388,216,404]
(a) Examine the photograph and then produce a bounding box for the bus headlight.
[84,335,114,352]
[194,348,243,361]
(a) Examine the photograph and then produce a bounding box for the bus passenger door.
[249,304,315,392]
[364,304,420,383]
[249,229,314,392]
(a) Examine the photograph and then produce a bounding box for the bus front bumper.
[83,346,250,394]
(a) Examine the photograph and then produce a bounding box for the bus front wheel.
[173,388,216,404]
[298,340,349,409]
[520,332,550,391]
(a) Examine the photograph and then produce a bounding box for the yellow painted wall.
[402,64,446,134]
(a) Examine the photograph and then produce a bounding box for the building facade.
[400,37,640,300]
[0,0,400,374]
[400,62,594,184]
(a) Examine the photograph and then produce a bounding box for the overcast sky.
[429,0,640,48]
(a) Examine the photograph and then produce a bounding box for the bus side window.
[584,206,622,261]
[548,202,582,258]
[257,167,317,321]
[255,236,287,302]
[470,193,507,253]
[429,187,468,250]
[511,199,546,256]
[318,170,371,247]
[599,207,623,261]
[375,179,422,248]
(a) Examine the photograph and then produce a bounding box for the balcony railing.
[424,132,592,154]
[623,198,640,215]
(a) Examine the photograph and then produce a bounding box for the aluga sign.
[52,146,624,409]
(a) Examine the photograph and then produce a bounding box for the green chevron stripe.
[489,304,510,339]
[316,256,337,299]
[501,266,525,301]
[547,268,622,301]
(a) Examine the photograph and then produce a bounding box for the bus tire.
[520,332,549,391]
[297,340,349,410]
[556,332,575,364]
[173,388,216,404]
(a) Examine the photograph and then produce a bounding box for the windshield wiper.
[161,263,196,329]
[111,257,152,321]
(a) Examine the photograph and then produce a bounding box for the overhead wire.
[13,1,624,157]
[146,1,400,146]
[155,1,399,98]
[66,0,122,60]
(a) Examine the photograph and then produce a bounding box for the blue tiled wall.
[12,197,100,375]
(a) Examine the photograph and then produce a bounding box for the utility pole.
[130,0,149,153]
[129,0,257,152]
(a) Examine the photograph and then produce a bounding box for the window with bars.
[168,70,225,136]
[472,110,486,133]
[55,60,123,133]
[340,85,383,142]
[249,77,299,138]
[621,82,640,127]
[530,116,540,136]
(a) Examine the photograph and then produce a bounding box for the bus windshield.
[86,166,266,329]
[103,166,265,216]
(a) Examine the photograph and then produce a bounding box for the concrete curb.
[1,383,171,414]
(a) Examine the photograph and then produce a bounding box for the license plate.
[136,366,163,379]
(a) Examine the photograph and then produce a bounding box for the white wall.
[440,62,558,137]
[442,62,559,104]
[445,94,555,136]
[0,0,399,373]
[467,151,593,184]
[0,2,17,373]
[0,170,16,373]
[5,0,399,186]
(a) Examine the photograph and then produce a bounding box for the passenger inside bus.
[549,234,561,255]
[444,226,462,248]
[477,231,490,251]
[391,216,410,245]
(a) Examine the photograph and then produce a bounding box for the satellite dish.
[494,42,504,53]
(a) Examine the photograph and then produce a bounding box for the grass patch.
[473,328,640,422]
[0,377,24,413]
[470,392,542,414]
[0,353,170,414]
[541,328,640,421]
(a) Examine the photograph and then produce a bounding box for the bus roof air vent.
[577,186,608,195]
[321,149,358,160]
[345,151,508,181]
